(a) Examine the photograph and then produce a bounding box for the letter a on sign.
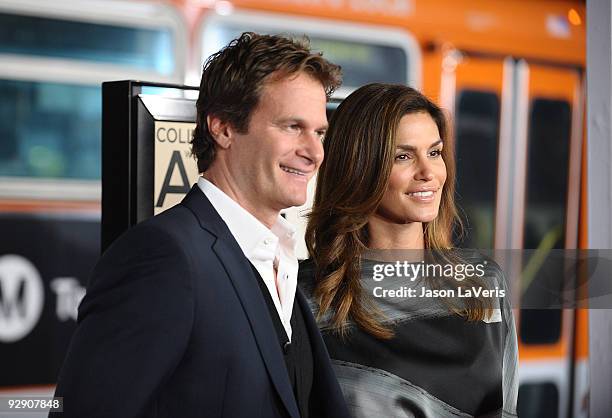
[156,150,191,207]
[154,121,198,215]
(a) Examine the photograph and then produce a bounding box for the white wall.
[587,0,612,416]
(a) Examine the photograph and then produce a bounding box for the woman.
[300,83,518,417]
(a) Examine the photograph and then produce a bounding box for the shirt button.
[284,274,289,280]
[263,238,270,245]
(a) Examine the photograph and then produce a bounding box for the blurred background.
[0,0,587,417]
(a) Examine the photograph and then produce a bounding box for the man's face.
[226,72,327,221]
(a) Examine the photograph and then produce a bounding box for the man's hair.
[191,32,343,173]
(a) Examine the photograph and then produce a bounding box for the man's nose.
[298,131,324,166]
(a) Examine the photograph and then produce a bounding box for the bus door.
[440,51,508,250]
[513,62,584,418]
[441,48,585,418]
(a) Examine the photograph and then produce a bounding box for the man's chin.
[281,196,308,210]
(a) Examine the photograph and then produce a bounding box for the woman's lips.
[406,190,436,202]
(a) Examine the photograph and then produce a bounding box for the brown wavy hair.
[305,83,491,339]
[191,32,342,173]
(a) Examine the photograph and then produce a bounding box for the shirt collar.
[197,177,296,260]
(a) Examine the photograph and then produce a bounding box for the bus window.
[0,12,174,75]
[198,13,418,91]
[523,98,571,250]
[306,37,406,87]
[454,89,500,248]
[0,4,184,190]
[519,98,571,346]
[520,309,562,344]
[0,80,100,179]
[203,25,407,87]
[518,382,559,418]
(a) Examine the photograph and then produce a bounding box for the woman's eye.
[429,149,443,157]
[395,153,411,161]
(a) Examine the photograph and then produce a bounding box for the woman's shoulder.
[456,249,516,327]
[453,249,507,285]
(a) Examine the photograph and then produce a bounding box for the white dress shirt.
[197,177,298,340]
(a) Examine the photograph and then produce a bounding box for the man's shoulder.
[103,202,213,258]
[145,201,198,228]
[132,204,197,240]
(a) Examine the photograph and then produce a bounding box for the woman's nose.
[414,157,435,181]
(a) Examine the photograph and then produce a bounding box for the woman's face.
[376,112,447,224]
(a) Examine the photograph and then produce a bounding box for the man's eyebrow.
[396,139,443,151]
[276,117,328,130]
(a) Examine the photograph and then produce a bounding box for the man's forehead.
[266,69,320,85]
[256,74,328,117]
[260,71,325,95]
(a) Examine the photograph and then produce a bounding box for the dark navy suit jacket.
[52,185,350,418]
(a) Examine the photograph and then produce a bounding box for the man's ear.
[207,115,233,149]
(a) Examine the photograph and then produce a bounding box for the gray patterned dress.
[299,253,519,418]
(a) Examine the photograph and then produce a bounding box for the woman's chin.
[411,211,439,224]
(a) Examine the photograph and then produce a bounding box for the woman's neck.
[367,214,425,249]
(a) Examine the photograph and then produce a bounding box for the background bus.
[0,0,586,417]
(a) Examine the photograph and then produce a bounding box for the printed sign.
[153,121,199,215]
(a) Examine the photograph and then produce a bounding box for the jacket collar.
[180,185,234,240]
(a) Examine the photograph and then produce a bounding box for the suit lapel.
[181,185,300,418]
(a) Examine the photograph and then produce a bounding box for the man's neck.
[202,171,278,229]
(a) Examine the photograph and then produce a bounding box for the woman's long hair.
[305,83,490,339]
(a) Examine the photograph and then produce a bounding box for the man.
[53,33,348,418]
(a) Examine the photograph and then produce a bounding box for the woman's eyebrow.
[396,139,443,151]
[430,139,443,148]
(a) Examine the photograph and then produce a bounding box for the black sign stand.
[101,81,198,253]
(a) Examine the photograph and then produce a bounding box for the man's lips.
[280,165,309,176]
